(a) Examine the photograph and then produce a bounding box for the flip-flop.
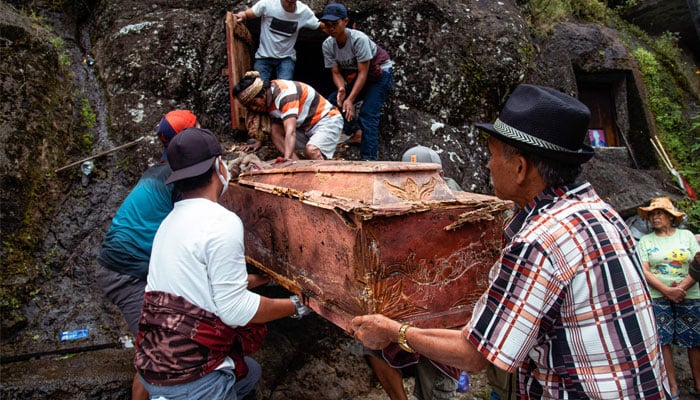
[343,130,362,146]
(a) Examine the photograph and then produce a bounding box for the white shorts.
[296,113,343,159]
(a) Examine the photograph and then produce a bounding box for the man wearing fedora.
[350,84,671,398]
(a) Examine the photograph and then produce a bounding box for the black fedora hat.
[475,84,595,164]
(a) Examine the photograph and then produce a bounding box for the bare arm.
[247,273,270,289]
[282,117,298,160]
[642,260,686,302]
[342,60,369,121]
[351,314,490,373]
[249,297,296,324]
[329,66,346,107]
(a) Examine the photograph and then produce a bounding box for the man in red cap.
[96,109,198,400]
[351,84,671,398]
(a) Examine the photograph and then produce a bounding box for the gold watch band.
[397,324,415,353]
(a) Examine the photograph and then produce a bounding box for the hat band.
[494,118,580,154]
[238,78,264,106]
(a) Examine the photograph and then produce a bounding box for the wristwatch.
[397,324,415,353]
[289,295,304,319]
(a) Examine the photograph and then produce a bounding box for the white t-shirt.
[147,198,261,328]
[251,0,320,61]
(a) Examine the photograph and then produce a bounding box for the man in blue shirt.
[96,109,198,400]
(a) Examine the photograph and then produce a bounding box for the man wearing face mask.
[135,128,310,400]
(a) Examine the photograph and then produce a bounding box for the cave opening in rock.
[576,71,656,169]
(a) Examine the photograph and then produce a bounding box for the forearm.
[249,297,295,324]
[404,326,490,372]
[642,264,668,293]
[346,72,367,103]
[352,314,490,373]
[331,69,345,90]
[346,62,369,103]
[283,119,297,159]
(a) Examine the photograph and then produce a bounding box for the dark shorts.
[653,298,700,347]
[95,262,146,337]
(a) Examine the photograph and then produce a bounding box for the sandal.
[343,130,362,146]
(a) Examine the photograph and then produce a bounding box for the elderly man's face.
[486,136,519,201]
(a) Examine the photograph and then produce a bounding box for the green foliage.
[1,232,45,327]
[49,32,71,68]
[527,0,611,34]
[630,41,700,231]
[609,0,639,14]
[79,98,96,152]
[678,198,700,233]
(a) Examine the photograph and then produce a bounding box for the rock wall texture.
[1,0,697,398]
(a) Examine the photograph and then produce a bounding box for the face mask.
[215,157,231,197]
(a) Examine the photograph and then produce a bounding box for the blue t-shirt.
[98,163,179,280]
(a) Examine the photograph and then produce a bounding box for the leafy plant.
[630,43,700,231]
[79,98,96,152]
[526,0,611,34]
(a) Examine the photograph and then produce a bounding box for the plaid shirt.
[464,182,670,399]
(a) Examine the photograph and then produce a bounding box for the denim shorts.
[140,357,261,400]
[653,298,700,347]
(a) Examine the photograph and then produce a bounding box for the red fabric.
[135,291,267,385]
[228,323,268,378]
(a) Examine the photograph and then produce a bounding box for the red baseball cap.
[157,110,197,161]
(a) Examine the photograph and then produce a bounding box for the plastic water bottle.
[457,370,469,392]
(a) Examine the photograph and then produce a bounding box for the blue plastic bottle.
[457,370,469,392]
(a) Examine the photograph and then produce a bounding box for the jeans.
[254,57,295,82]
[328,68,393,160]
[140,357,262,400]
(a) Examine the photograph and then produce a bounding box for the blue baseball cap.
[320,3,347,21]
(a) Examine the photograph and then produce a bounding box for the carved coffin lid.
[235,160,512,221]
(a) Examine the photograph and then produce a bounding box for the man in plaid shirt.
[351,84,671,399]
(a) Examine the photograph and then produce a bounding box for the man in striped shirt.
[350,84,671,398]
[234,70,343,160]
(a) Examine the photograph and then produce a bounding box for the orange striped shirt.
[268,80,340,131]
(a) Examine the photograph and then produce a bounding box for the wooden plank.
[225,12,253,130]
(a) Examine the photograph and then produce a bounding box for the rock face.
[0,0,695,398]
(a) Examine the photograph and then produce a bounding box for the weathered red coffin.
[219,160,511,333]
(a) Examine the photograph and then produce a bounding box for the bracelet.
[397,324,415,353]
[290,295,303,319]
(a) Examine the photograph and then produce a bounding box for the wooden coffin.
[219,160,511,333]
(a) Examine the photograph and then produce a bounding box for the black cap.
[165,128,222,184]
